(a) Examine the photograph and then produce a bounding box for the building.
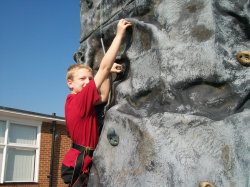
[0,106,70,187]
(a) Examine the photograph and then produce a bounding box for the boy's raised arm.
[94,19,132,89]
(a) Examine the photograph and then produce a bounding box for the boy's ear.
[67,79,73,89]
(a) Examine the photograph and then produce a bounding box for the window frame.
[0,117,41,183]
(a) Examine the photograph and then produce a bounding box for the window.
[0,119,41,183]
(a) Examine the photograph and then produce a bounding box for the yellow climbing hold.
[236,51,250,66]
[199,181,215,187]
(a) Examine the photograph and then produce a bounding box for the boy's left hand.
[116,19,132,39]
[111,63,123,73]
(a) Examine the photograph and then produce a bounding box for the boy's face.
[67,68,93,94]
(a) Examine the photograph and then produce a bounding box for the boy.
[61,19,132,187]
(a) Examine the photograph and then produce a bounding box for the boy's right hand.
[116,19,132,39]
[111,63,123,73]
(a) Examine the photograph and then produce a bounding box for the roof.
[0,106,65,124]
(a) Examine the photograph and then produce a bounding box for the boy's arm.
[97,63,123,104]
[96,77,110,104]
[94,19,132,89]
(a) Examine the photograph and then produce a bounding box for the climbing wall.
[75,0,250,186]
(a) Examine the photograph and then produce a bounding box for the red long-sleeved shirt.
[62,80,100,172]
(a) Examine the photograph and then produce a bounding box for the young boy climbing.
[61,19,132,187]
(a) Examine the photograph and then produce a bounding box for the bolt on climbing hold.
[107,128,119,146]
[199,181,215,187]
[236,51,250,66]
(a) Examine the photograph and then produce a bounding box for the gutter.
[48,113,57,187]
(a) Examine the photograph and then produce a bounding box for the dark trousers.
[61,164,89,187]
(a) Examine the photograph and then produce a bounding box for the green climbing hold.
[107,128,119,146]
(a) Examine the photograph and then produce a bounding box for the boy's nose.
[83,78,90,87]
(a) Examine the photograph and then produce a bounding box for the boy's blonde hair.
[66,63,93,81]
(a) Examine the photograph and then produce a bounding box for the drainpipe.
[48,113,56,187]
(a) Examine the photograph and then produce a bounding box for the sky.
[0,0,81,117]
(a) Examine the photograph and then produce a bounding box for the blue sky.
[0,0,80,117]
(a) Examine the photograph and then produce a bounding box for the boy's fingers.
[111,69,121,73]
[115,69,122,73]
[111,64,124,73]
[117,65,125,73]
[120,19,132,26]
[116,65,122,70]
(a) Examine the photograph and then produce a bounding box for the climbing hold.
[73,51,84,63]
[236,51,250,66]
[199,181,215,187]
[86,0,93,9]
[107,128,119,146]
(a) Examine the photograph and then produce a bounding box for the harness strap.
[72,143,94,157]
[70,143,95,186]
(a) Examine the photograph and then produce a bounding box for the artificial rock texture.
[75,0,250,186]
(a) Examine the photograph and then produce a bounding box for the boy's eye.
[80,76,92,80]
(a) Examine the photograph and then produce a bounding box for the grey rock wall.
[75,0,250,186]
